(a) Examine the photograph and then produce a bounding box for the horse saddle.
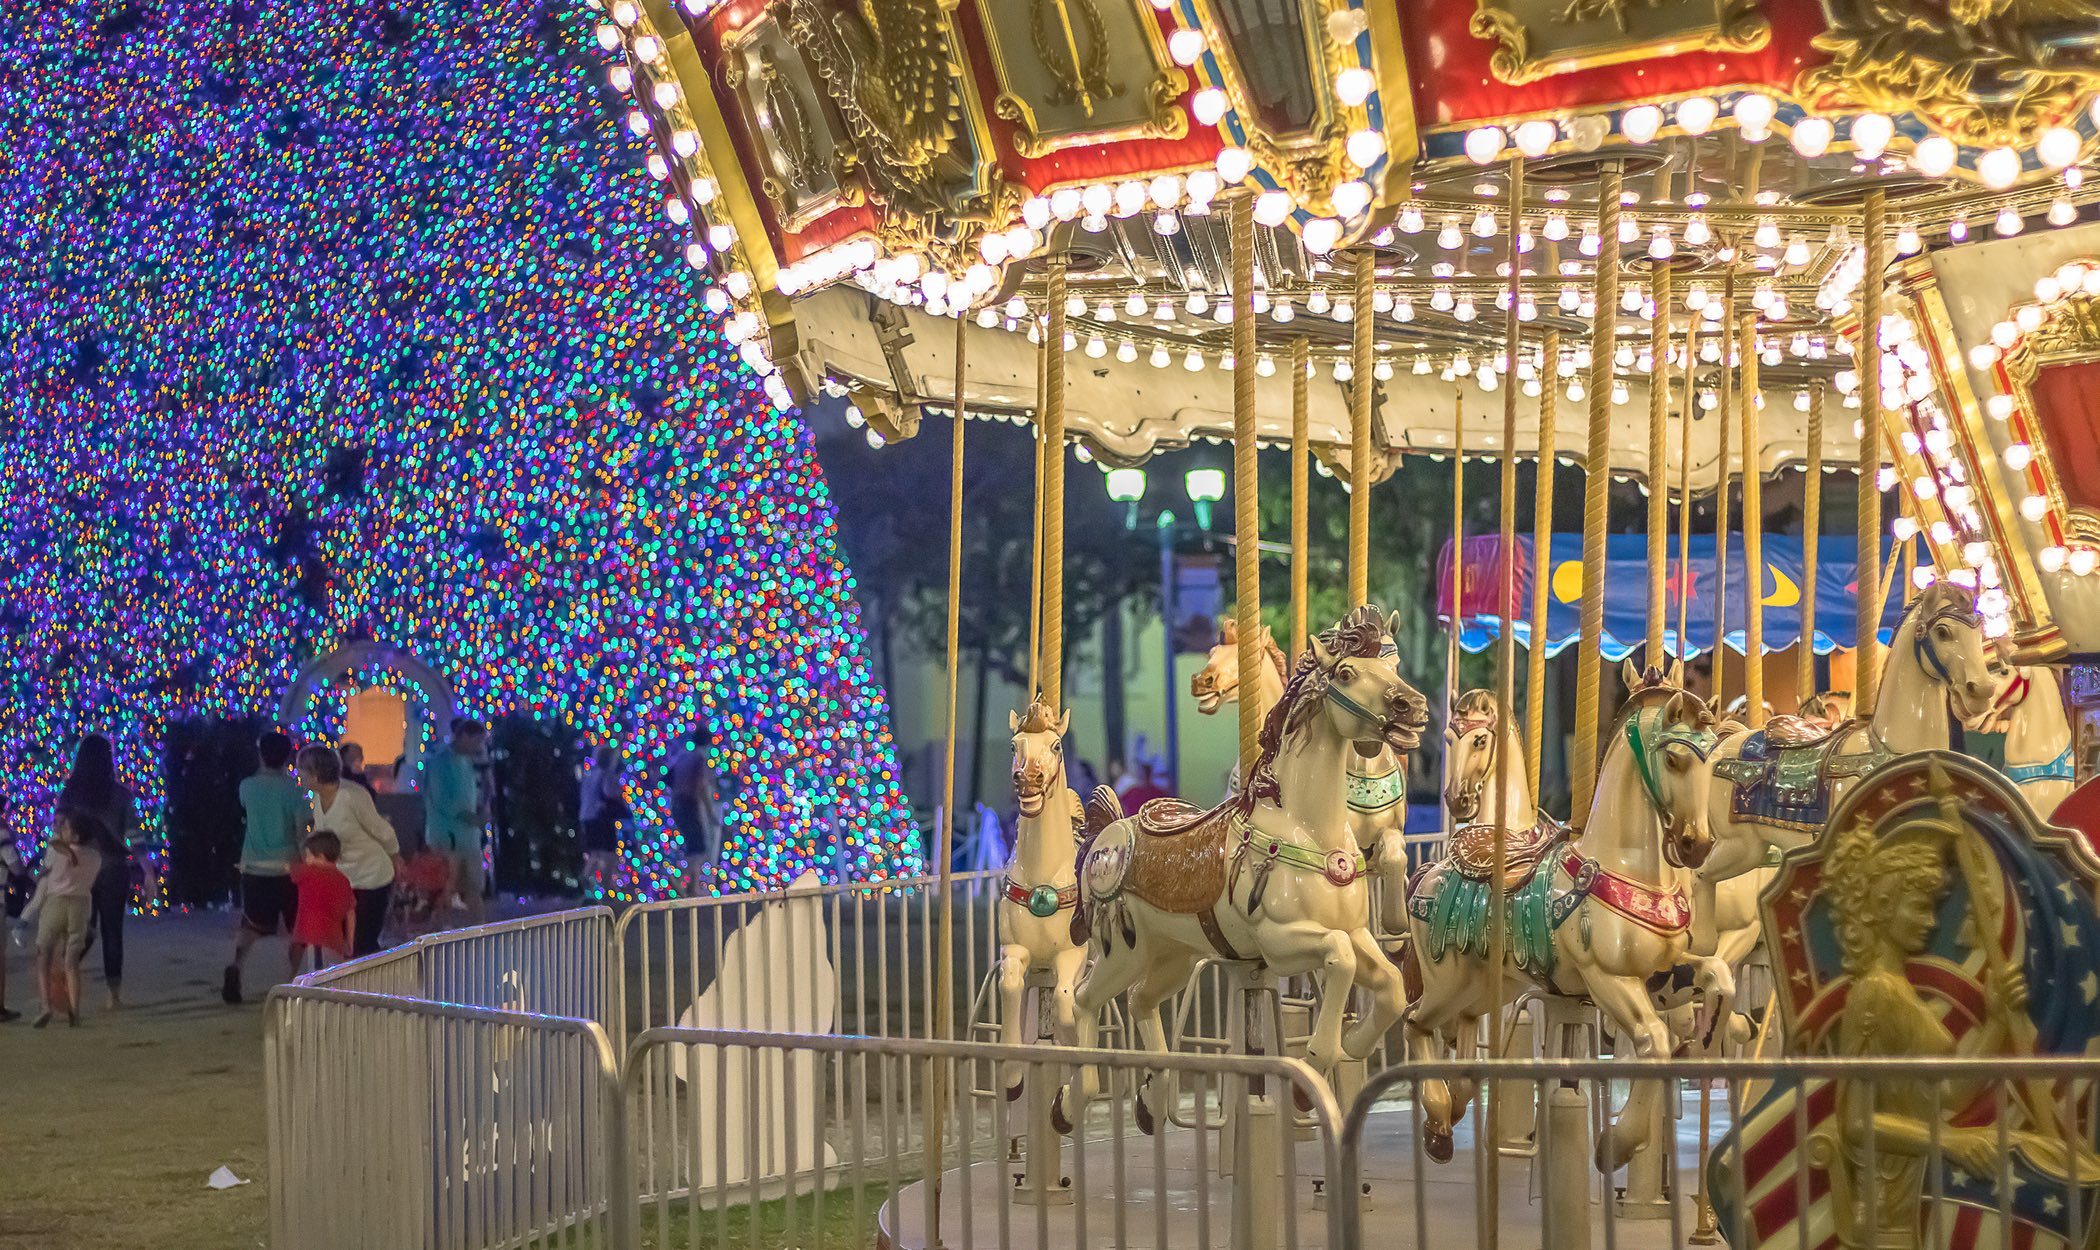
[1082,795,1245,917]
[1448,819,1562,892]
[1714,719,1890,832]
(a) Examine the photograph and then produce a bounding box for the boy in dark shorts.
[225,731,308,1004]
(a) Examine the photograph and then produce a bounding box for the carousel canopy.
[599,0,2100,486]
[1438,533,1906,659]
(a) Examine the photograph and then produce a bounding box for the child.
[1,838,31,1023]
[287,833,356,975]
[21,812,104,1028]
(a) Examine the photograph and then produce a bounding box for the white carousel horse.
[1191,618,1412,928]
[1057,606,1430,1131]
[1442,687,1535,833]
[1401,681,1723,1168]
[1965,659,2076,817]
[993,701,1089,1098]
[1692,581,2010,955]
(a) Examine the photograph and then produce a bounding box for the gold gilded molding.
[978,0,1189,158]
[1799,0,2100,149]
[1185,0,1355,215]
[721,13,861,234]
[2005,291,2100,544]
[1471,0,1767,86]
[786,0,965,219]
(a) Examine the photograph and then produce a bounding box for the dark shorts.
[240,872,298,936]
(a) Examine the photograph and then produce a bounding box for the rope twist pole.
[1647,264,1673,657]
[1292,337,1311,660]
[1350,252,1375,609]
[1525,333,1559,792]
[1858,190,1887,715]
[1571,163,1624,814]
[1715,273,1736,704]
[1231,195,1261,774]
[1741,309,1765,728]
[1043,259,1070,713]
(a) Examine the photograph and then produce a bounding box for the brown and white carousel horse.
[1966,653,2076,817]
[1402,679,1723,1168]
[1443,687,1535,834]
[1191,617,1412,930]
[1057,606,1430,1131]
[992,700,1089,1097]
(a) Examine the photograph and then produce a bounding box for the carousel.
[592,0,2100,1246]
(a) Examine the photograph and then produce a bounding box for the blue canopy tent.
[1436,534,1911,660]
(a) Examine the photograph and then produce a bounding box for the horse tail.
[1084,785,1123,837]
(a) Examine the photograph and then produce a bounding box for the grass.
[1,911,279,1249]
[635,1183,889,1249]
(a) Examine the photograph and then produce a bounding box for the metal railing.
[266,986,626,1250]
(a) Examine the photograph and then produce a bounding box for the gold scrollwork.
[1471,0,1768,86]
[981,0,1188,158]
[788,0,965,216]
[1030,0,1114,115]
[1799,0,2100,150]
[2005,291,2100,542]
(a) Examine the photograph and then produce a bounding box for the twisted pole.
[1799,382,1824,703]
[1042,259,1069,713]
[1715,273,1736,701]
[1647,264,1673,658]
[1858,190,1887,715]
[1351,252,1375,608]
[1525,332,1559,792]
[1231,194,1261,774]
[1292,337,1311,660]
[1741,309,1766,727]
[1571,163,1623,814]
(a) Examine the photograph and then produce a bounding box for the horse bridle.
[1011,737,1063,803]
[1623,704,1719,859]
[1323,640,1403,730]
[1912,602,1982,687]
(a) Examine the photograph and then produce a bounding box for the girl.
[298,746,401,957]
[57,734,135,1009]
[22,812,104,1027]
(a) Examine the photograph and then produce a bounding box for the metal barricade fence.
[419,907,617,1027]
[623,1028,1344,1250]
[306,941,426,997]
[1336,1053,2100,1250]
[612,872,1004,1046]
[267,986,627,1250]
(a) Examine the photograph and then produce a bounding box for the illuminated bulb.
[1685,282,1709,311]
[1125,293,1148,317]
[1699,390,1718,411]
[2075,548,2100,577]
[1620,105,1662,145]
[633,34,661,61]
[1515,119,1558,157]
[596,22,622,49]
[2022,495,2049,522]
[1558,283,1580,311]
[1253,190,1294,227]
[1733,93,1776,141]
[2050,199,2078,227]
[1153,209,1181,236]
[1150,345,1170,368]
[1472,208,1498,237]
[1374,359,1394,381]
[1619,212,1641,244]
[1978,147,2021,190]
[1893,516,1919,541]
[1333,299,1354,323]
[1216,146,1254,183]
[1333,359,1353,381]
[652,81,680,108]
[1676,96,1718,135]
[2039,126,2082,169]
[1331,180,1373,219]
[2004,441,2034,470]
[1997,206,2025,236]
[1783,234,1811,267]
[1148,174,1183,208]
[1399,203,1425,233]
[1184,349,1205,372]
[1414,355,1433,374]
[1850,112,1893,160]
[1256,356,1277,377]
[1567,380,1587,402]
[1347,129,1386,168]
[1612,381,1631,405]
[1912,135,1957,178]
[609,65,633,94]
[1896,222,1921,255]
[1167,27,1205,65]
[1085,335,1107,358]
[1930,520,1954,546]
[1791,116,1833,159]
[1465,125,1507,164]
[1335,67,1375,107]
[1154,299,1176,321]
[2041,546,2069,572]
[1683,213,1711,247]
[1116,341,1138,363]
[1949,214,1969,242]
[1193,88,1229,126]
[1986,394,2015,419]
[1393,296,1415,322]
[1271,298,1294,323]
[1580,223,1601,257]
[1912,566,1939,591]
[1187,291,1211,315]
[1454,296,1477,321]
[1754,217,1781,250]
[1437,218,1463,250]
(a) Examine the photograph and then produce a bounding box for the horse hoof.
[1050,1091,1074,1137]
[1596,1132,1638,1174]
[1292,1082,1314,1114]
[1006,1077,1025,1103]
[1424,1126,1454,1164]
[1134,1085,1157,1137]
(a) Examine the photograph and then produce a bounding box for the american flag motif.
[1712,758,2100,1250]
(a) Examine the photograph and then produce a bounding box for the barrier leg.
[1014,972,1072,1206]
[1614,1082,1673,1220]
[1496,1002,1538,1151]
[1538,997,1593,1250]
[1231,967,1283,1250]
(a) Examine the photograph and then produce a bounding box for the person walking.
[286,833,356,973]
[20,811,103,1027]
[339,742,377,795]
[57,734,135,1010]
[300,745,400,957]
[224,731,308,1005]
[424,719,490,927]
[578,745,629,898]
[668,735,719,893]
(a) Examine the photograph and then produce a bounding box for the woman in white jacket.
[298,745,400,956]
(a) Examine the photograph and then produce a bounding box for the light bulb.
[1850,112,1893,159]
[1733,93,1776,141]
[1791,116,1833,159]
[1620,105,1662,145]
[1978,147,2021,190]
[2039,126,2082,169]
[1515,119,1558,157]
[1167,27,1205,65]
[1676,97,1718,135]
[1464,125,1506,164]
[1683,213,1711,247]
[1437,218,1463,250]
[1913,135,1957,178]
[1335,67,1375,107]
[1192,88,1229,126]
[1216,146,1254,183]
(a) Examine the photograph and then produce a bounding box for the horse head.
[1008,698,1070,819]
[1305,606,1430,758]
[1442,688,1502,822]
[1621,687,1722,871]
[1905,581,2011,723]
[1191,618,1278,716]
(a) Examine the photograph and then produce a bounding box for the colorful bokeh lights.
[0,1,921,900]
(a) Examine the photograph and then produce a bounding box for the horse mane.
[1243,605,1390,803]
[1220,617,1289,681]
[1015,698,1059,734]
[1453,687,1499,728]
[1900,579,1979,633]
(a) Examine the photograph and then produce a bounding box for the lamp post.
[1101,463,1224,793]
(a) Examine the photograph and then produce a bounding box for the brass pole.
[1571,163,1624,815]
[1525,333,1559,792]
[1231,195,1261,775]
[1448,384,1465,756]
[1292,337,1311,660]
[1043,259,1070,713]
[1647,265,1673,658]
[1741,310,1766,728]
[1715,273,1736,704]
[1351,252,1375,609]
[1029,339,1047,696]
[1799,382,1823,703]
[1677,315,1696,655]
[1858,190,1887,714]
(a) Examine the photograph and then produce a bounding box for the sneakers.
[0,1007,19,1024]
[31,1011,51,1029]
[222,965,243,1006]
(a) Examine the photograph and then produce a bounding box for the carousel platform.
[879,1087,1729,1249]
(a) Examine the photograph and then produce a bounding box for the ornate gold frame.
[719,12,862,234]
[2003,291,2100,544]
[975,0,1189,158]
[1470,0,1768,86]
[1182,0,1355,214]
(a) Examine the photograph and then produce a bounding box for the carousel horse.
[1401,680,1722,1168]
[993,701,1089,1097]
[1443,688,1535,833]
[1964,657,2076,817]
[1693,581,2009,955]
[1191,618,1412,927]
[1058,606,1430,1131]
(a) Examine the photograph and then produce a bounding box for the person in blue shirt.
[224,731,308,1004]
[424,719,489,926]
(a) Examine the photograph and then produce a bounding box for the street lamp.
[1105,466,1147,529]
[1183,467,1224,532]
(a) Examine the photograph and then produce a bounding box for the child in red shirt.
[288,833,356,974]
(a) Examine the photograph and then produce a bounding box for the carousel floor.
[879,1086,1730,1250]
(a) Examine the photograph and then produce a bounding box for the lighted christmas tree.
[0,0,920,898]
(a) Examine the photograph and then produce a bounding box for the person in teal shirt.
[425,719,489,926]
[224,732,308,1003]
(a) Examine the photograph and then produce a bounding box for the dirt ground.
[1,911,292,1249]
